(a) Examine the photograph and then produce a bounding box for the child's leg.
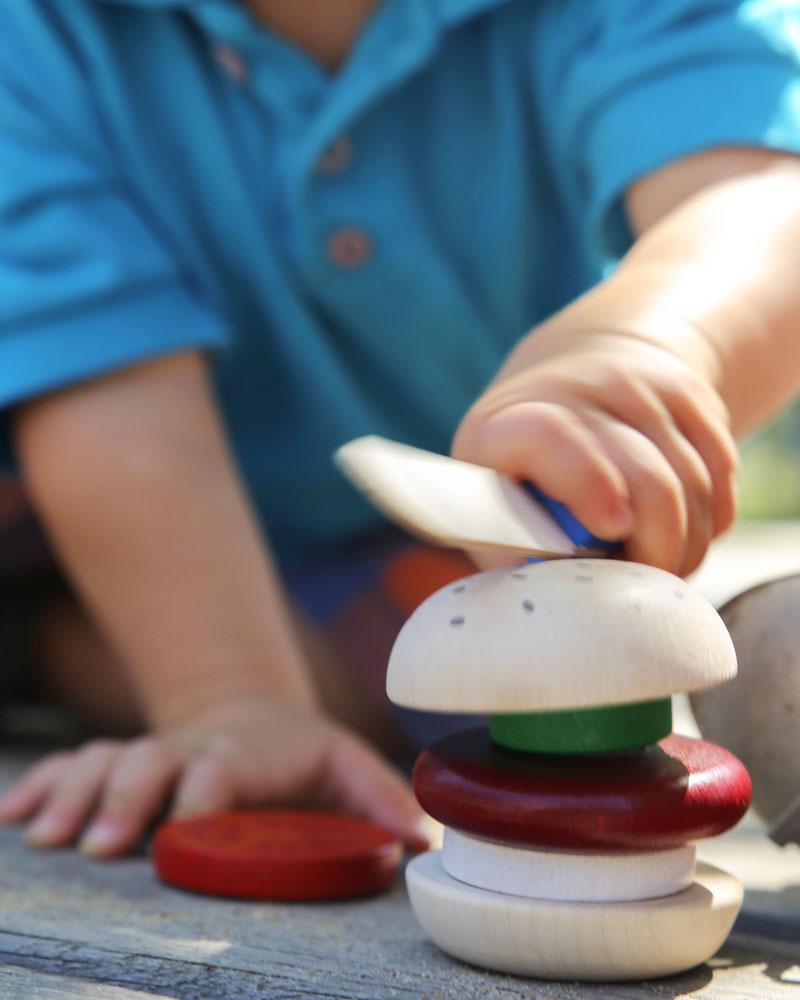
[283,534,485,754]
[0,481,143,734]
[32,593,144,734]
[0,483,62,705]
[33,588,400,745]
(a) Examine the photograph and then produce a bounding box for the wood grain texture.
[152,810,402,901]
[414,729,752,850]
[0,966,180,1000]
[387,560,736,712]
[406,852,743,981]
[441,828,697,902]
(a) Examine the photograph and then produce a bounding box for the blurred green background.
[739,399,800,519]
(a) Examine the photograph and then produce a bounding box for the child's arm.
[454,148,800,577]
[0,352,425,855]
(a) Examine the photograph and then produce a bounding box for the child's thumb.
[328,732,430,852]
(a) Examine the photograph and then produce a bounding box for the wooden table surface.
[1,522,799,1000]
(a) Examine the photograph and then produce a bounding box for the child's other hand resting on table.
[0,696,426,857]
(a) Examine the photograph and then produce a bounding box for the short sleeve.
[0,8,228,434]
[540,0,800,261]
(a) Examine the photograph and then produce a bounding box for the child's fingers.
[26,741,122,848]
[80,737,183,857]
[666,391,739,538]
[589,418,689,573]
[0,753,73,823]
[650,423,716,576]
[171,756,237,819]
[621,358,737,541]
[464,548,527,571]
[594,373,721,574]
[326,731,429,852]
[609,409,715,576]
[454,400,634,540]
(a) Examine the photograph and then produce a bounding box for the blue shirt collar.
[93,0,512,30]
[90,0,515,190]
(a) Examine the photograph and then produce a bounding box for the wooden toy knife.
[334,435,617,560]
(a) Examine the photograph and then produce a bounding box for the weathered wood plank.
[0,922,798,1000]
[0,965,180,1000]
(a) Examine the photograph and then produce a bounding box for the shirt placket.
[195,1,442,290]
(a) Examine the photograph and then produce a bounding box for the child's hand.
[0,698,428,857]
[453,329,738,577]
[5,355,428,859]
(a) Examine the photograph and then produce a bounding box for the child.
[0,0,799,858]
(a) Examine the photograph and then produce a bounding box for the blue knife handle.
[522,483,618,554]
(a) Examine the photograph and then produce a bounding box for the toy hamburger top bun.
[387,559,736,713]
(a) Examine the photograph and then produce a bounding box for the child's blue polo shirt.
[2,0,800,565]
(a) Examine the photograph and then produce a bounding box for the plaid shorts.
[0,482,481,748]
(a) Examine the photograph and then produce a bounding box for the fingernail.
[407,816,433,852]
[0,794,23,820]
[609,501,634,531]
[729,471,740,504]
[26,814,66,845]
[414,816,431,839]
[80,820,121,856]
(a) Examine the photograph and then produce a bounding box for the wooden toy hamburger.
[389,558,751,981]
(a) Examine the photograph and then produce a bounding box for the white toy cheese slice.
[442,828,696,902]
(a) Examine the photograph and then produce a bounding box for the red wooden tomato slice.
[151,810,402,900]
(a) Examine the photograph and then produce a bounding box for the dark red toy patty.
[414,728,751,851]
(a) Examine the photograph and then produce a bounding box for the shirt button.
[317,137,352,175]
[212,44,247,82]
[327,228,373,268]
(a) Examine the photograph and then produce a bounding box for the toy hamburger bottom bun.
[406,852,743,981]
[387,558,737,723]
